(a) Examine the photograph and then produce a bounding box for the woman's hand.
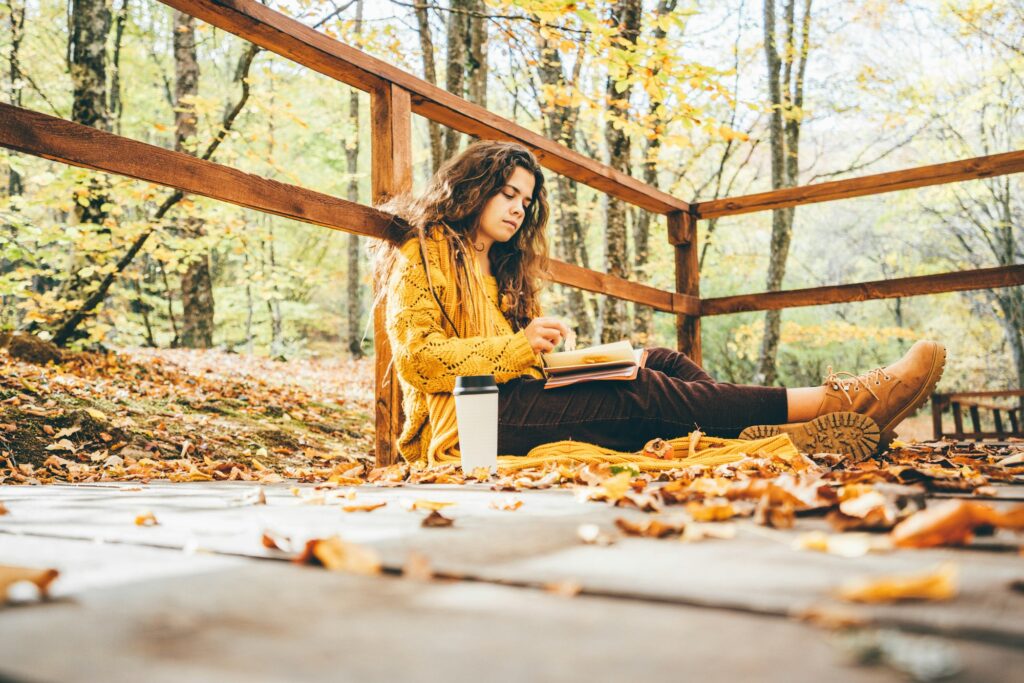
[524,316,573,354]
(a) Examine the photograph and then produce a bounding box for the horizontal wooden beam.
[937,389,1024,400]
[158,0,690,216]
[545,259,699,316]
[693,150,1024,219]
[0,103,393,239]
[0,104,687,313]
[701,264,1024,316]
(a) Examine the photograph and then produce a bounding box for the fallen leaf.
[686,500,738,522]
[837,563,958,603]
[545,580,582,597]
[404,499,456,512]
[489,497,522,511]
[52,426,80,440]
[794,604,870,630]
[681,522,737,542]
[0,565,59,603]
[342,501,387,513]
[84,408,107,421]
[641,437,672,459]
[0,502,7,516]
[262,531,291,551]
[297,536,381,575]
[891,500,1021,548]
[42,424,55,436]
[469,467,492,481]
[794,531,892,558]
[45,439,76,452]
[135,511,158,526]
[422,510,454,527]
[614,517,685,538]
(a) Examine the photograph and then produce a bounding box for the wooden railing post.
[931,394,945,440]
[371,83,412,467]
[670,211,701,363]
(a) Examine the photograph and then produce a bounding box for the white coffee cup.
[453,375,499,474]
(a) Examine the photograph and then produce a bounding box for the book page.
[541,340,635,370]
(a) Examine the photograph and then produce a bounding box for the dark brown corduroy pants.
[497,347,788,455]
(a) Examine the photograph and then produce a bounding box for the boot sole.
[877,341,947,450]
[739,412,881,461]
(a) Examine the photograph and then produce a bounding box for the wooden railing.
[0,0,1021,466]
[931,390,1024,441]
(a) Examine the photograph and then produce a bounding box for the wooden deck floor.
[1,479,1023,682]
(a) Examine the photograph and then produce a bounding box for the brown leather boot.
[739,412,880,461]
[815,340,946,447]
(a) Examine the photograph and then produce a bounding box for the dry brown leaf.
[641,437,672,459]
[545,580,582,597]
[681,522,737,542]
[134,511,158,526]
[794,604,870,630]
[422,510,455,528]
[404,499,456,512]
[469,467,492,481]
[403,552,433,581]
[0,502,8,516]
[836,563,958,603]
[891,499,1010,548]
[794,531,892,558]
[754,495,794,529]
[489,497,523,511]
[0,565,59,603]
[615,517,685,538]
[297,536,381,575]
[686,500,738,522]
[342,501,387,513]
[262,531,292,551]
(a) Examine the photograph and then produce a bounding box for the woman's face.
[475,166,536,246]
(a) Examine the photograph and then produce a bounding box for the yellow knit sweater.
[385,228,801,471]
[385,230,544,464]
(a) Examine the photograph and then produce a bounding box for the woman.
[373,141,946,466]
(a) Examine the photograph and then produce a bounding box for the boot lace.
[821,366,892,404]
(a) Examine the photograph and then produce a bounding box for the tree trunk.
[69,0,112,227]
[754,0,812,385]
[600,0,641,344]
[632,0,677,346]
[535,36,593,344]
[50,43,261,347]
[414,2,444,174]
[346,0,365,359]
[109,0,128,135]
[443,0,467,157]
[173,10,214,348]
[6,0,25,196]
[465,0,487,109]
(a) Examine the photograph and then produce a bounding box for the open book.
[540,340,648,390]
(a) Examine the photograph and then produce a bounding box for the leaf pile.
[0,346,374,483]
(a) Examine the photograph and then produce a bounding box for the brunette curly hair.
[372,140,550,332]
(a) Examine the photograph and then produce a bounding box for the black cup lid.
[454,375,498,395]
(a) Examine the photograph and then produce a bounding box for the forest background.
[0,0,1021,399]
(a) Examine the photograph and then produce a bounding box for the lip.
[503,219,519,229]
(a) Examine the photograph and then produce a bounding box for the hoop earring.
[473,240,485,252]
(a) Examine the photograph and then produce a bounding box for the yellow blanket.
[430,431,800,472]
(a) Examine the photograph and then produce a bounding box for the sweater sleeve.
[386,241,539,394]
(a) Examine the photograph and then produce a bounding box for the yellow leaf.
[837,563,958,603]
[84,408,107,421]
[404,499,456,512]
